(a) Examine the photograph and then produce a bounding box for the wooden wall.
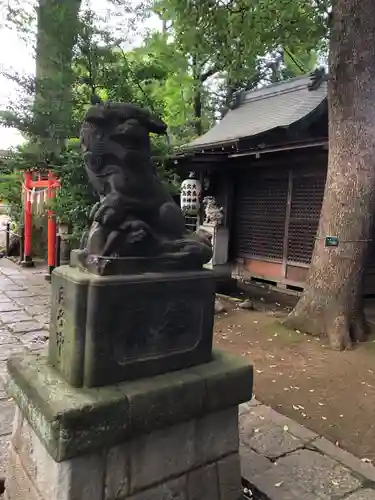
[223,148,375,295]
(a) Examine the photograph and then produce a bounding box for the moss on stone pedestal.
[6,349,253,462]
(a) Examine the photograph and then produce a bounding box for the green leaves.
[50,147,98,237]
[155,0,329,83]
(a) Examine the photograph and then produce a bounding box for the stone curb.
[308,437,375,483]
[240,402,318,443]
[240,401,375,499]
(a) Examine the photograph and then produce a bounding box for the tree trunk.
[193,89,203,136]
[35,0,82,152]
[283,0,375,350]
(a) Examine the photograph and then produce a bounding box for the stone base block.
[48,265,215,387]
[5,350,252,500]
[6,408,242,500]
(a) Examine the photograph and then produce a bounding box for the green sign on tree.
[325,236,339,247]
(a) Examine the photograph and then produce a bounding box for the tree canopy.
[0,0,330,239]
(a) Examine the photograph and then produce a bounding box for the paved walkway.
[0,259,374,500]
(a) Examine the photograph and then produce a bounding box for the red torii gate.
[22,170,60,274]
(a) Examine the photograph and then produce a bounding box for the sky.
[0,3,33,149]
[0,0,159,149]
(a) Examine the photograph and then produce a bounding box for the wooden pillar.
[47,170,57,276]
[21,170,34,267]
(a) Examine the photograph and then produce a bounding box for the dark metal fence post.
[5,223,10,256]
[19,226,24,263]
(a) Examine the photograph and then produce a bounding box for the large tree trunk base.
[282,303,369,351]
[350,308,370,343]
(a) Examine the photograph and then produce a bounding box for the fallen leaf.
[275,482,283,488]
[321,416,327,420]
[283,425,289,432]
[361,458,372,463]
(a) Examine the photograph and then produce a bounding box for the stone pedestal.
[5,252,252,500]
[200,224,229,268]
[5,350,252,500]
[48,266,215,387]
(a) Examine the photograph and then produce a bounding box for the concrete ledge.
[6,349,253,462]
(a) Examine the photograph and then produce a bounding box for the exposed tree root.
[326,313,352,351]
[282,302,369,351]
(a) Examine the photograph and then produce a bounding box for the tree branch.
[116,44,157,113]
[200,64,220,82]
[283,48,306,73]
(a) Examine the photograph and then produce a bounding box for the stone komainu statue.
[203,196,225,226]
[78,101,212,271]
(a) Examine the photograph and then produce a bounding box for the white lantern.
[180,172,202,215]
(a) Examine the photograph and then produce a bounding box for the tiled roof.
[187,74,327,149]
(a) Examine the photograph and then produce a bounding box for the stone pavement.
[0,258,50,483]
[0,259,374,500]
[240,400,375,500]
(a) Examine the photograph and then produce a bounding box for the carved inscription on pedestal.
[112,298,202,364]
[56,286,65,357]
